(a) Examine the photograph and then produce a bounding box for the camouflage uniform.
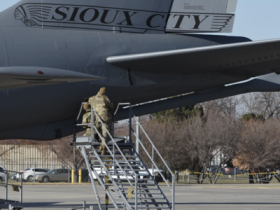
[82,97,94,137]
[90,91,114,147]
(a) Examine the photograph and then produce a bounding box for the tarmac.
[1,184,280,209]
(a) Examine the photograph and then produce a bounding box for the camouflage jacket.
[91,92,114,122]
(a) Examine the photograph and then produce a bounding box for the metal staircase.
[74,103,175,210]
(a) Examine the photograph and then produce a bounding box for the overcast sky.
[0,0,279,41]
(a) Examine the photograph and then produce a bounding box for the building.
[0,144,68,172]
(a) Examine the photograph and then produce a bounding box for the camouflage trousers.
[82,112,112,146]
[95,121,112,147]
[82,112,92,137]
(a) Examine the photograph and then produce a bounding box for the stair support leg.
[135,174,138,210]
[172,175,175,210]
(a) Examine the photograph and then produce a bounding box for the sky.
[0,0,280,41]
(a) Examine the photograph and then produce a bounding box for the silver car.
[35,169,70,183]
[17,168,49,182]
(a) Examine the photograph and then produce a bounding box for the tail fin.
[166,0,238,33]
[2,0,237,34]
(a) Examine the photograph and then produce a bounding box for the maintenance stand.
[74,103,175,210]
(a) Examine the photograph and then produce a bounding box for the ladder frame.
[74,102,175,210]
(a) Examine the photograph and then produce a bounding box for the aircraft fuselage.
[0,26,250,140]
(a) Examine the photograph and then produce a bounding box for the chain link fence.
[0,144,71,172]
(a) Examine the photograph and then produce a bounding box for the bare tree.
[184,112,241,183]
[241,92,280,119]
[233,119,280,183]
[202,96,242,118]
[234,119,280,171]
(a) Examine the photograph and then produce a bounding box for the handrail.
[92,110,137,181]
[1,170,23,208]
[75,102,175,210]
[81,147,102,210]
[75,103,137,186]
[75,107,134,209]
[114,102,131,116]
[76,102,87,121]
[114,103,175,209]
[90,109,140,209]
[129,109,175,210]
[91,148,127,209]
[133,115,174,180]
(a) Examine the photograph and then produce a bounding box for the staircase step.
[133,207,171,209]
[110,169,147,172]
[113,183,156,186]
[104,164,143,167]
[92,151,134,155]
[100,155,136,158]
[120,188,159,191]
[129,202,170,205]
[116,161,142,163]
[91,143,134,147]
[132,197,166,200]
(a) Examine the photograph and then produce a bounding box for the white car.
[110,165,165,181]
[83,167,106,182]
[16,168,49,182]
[87,164,165,182]
[85,164,165,183]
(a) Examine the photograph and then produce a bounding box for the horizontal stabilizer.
[107,38,280,76]
[114,73,280,121]
[0,67,104,90]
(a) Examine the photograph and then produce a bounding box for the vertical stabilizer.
[166,0,238,33]
[0,0,173,34]
[0,0,237,34]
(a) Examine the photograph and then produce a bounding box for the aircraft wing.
[0,67,104,90]
[107,39,280,76]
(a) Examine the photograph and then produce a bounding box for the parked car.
[35,169,70,183]
[83,164,165,183]
[99,164,165,182]
[16,168,49,182]
[83,167,106,182]
[0,166,8,182]
[11,173,17,181]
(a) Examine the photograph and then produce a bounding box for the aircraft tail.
[166,0,238,33]
[0,0,237,34]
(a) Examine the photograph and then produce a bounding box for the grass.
[176,174,280,184]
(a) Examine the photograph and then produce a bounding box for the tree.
[233,119,280,183]
[184,112,241,183]
[140,120,191,172]
[151,105,203,122]
[240,113,264,122]
[241,92,280,119]
[136,111,242,184]
[202,96,242,118]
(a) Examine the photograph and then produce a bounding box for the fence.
[176,171,280,184]
[0,144,69,172]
